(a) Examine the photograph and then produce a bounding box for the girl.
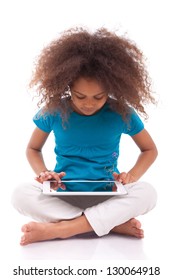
[12,27,158,246]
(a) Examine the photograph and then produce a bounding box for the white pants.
[11,181,157,236]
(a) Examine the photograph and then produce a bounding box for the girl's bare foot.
[20,216,92,246]
[20,222,62,245]
[111,218,144,238]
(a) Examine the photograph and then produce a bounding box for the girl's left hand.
[113,172,136,184]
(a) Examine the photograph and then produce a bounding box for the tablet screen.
[43,180,127,196]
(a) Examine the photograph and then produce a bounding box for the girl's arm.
[129,128,158,179]
[26,127,65,183]
[26,127,50,176]
[113,129,158,184]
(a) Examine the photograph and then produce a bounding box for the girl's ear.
[61,85,71,99]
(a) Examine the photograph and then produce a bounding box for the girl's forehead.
[71,77,106,95]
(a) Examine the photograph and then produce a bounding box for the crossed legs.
[11,181,156,246]
[20,216,143,246]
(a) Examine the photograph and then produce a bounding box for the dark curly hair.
[29,27,156,121]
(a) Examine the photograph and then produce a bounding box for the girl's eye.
[94,96,104,100]
[76,96,85,99]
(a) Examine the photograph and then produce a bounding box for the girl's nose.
[84,99,95,108]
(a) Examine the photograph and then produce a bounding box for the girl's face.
[70,77,108,116]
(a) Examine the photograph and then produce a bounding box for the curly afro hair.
[29,27,156,121]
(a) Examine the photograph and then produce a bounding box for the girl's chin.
[81,110,95,115]
[71,102,100,115]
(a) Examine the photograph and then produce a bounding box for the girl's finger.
[112,172,119,180]
[58,172,66,179]
[50,171,66,182]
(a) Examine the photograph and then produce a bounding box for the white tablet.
[42,180,128,196]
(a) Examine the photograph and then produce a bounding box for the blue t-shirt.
[33,103,144,191]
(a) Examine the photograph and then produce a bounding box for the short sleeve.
[123,109,144,136]
[33,109,54,133]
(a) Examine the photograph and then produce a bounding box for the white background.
[0,0,172,278]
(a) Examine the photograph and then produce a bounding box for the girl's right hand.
[35,171,66,190]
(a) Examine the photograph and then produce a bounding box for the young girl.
[12,27,158,246]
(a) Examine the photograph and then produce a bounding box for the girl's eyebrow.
[72,89,106,97]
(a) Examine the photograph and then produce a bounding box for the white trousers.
[11,181,157,236]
